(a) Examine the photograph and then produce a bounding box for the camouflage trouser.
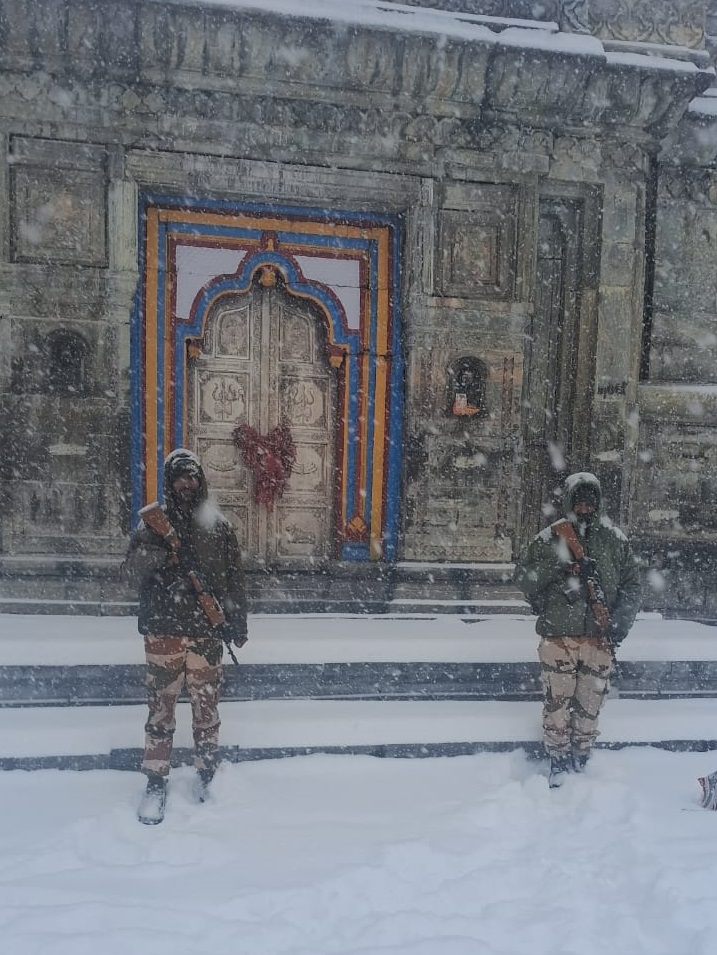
[538,636,614,758]
[141,634,224,778]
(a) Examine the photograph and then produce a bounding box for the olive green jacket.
[514,513,641,642]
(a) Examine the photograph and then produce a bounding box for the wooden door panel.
[188,282,335,565]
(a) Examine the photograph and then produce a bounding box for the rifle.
[138,502,244,663]
[551,518,611,637]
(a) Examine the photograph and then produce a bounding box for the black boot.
[137,774,167,825]
[548,755,571,789]
[572,752,590,773]
[193,767,215,804]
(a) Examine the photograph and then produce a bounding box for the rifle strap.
[551,519,610,633]
[550,518,585,562]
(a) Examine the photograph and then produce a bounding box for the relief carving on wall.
[12,167,107,266]
[10,136,107,266]
[23,482,106,535]
[476,127,552,158]
[601,141,649,178]
[552,135,602,174]
[560,0,590,34]
[589,0,705,49]
[437,203,516,299]
[662,168,717,205]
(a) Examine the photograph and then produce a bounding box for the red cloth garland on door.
[233,422,296,511]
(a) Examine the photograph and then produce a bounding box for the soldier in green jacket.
[514,472,641,788]
[124,448,248,823]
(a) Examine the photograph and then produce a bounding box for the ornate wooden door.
[187,276,337,567]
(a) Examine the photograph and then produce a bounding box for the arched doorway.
[133,195,404,561]
[186,273,337,567]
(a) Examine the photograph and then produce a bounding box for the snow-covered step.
[2,697,717,771]
[3,613,717,706]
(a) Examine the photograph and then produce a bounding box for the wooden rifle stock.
[551,518,611,634]
[187,571,226,628]
[139,502,179,554]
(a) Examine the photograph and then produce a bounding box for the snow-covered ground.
[2,612,717,954]
[1,750,717,955]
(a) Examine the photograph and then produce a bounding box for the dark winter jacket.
[514,472,641,642]
[124,449,248,641]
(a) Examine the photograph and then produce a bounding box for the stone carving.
[438,208,515,299]
[12,167,106,266]
[560,0,590,34]
[475,127,553,162]
[601,141,649,178]
[661,168,717,205]
[552,135,602,175]
[23,482,106,534]
[589,0,705,49]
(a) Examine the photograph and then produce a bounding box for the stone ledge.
[2,660,716,707]
[3,737,717,772]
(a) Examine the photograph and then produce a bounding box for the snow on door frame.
[131,194,404,561]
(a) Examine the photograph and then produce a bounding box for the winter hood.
[562,471,602,518]
[163,448,208,511]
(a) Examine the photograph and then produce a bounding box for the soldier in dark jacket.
[124,448,248,823]
[515,472,641,788]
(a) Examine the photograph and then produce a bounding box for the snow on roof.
[143,0,717,75]
[150,0,556,40]
[147,0,604,59]
[605,50,710,75]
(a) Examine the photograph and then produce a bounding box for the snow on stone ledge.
[689,92,717,117]
[145,0,716,78]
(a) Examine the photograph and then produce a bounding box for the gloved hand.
[605,621,623,648]
[578,556,598,583]
[217,623,248,649]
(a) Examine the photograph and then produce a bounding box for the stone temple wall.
[0,0,716,614]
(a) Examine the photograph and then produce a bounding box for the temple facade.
[2,0,717,615]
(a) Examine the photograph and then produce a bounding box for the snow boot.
[137,774,167,825]
[548,755,571,789]
[192,767,215,804]
[572,752,590,773]
[698,771,717,809]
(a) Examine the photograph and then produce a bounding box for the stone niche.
[9,137,107,267]
[402,342,521,563]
